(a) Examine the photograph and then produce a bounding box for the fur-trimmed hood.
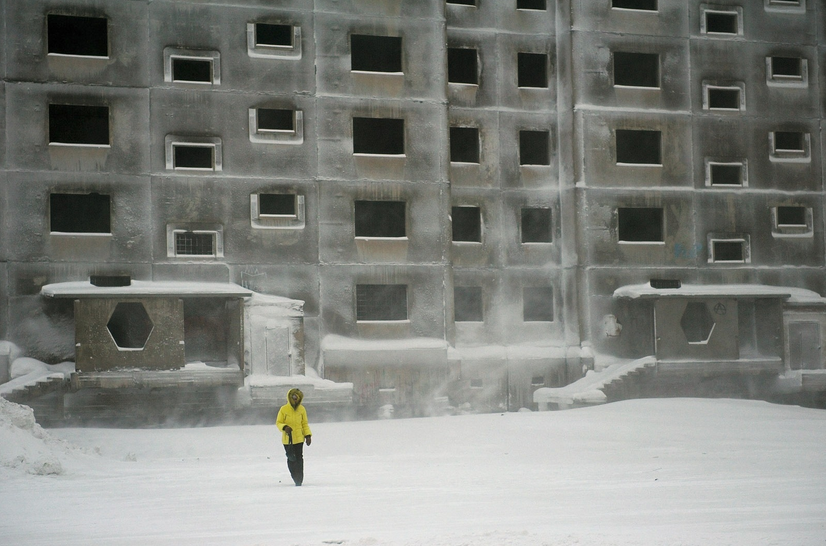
[287,388,304,407]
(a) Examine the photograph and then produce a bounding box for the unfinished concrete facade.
[0,0,824,417]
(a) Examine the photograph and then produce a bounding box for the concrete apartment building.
[1,0,824,419]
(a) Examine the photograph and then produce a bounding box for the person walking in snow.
[276,388,312,486]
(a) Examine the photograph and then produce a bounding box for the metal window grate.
[175,232,214,256]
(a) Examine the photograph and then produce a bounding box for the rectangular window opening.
[351,34,402,73]
[707,87,742,110]
[709,163,745,186]
[773,131,805,152]
[450,127,480,163]
[448,48,479,85]
[175,232,215,256]
[173,145,215,169]
[771,57,803,78]
[523,287,554,322]
[518,53,548,88]
[259,194,297,217]
[704,11,739,34]
[47,14,108,57]
[255,23,293,47]
[49,104,109,146]
[711,240,745,262]
[521,208,552,243]
[616,129,661,165]
[776,206,807,227]
[452,206,482,243]
[519,130,550,166]
[517,0,547,10]
[256,108,295,132]
[618,208,664,242]
[613,52,659,88]
[172,58,213,83]
[50,193,111,234]
[531,376,546,386]
[354,200,406,238]
[447,0,477,5]
[454,286,483,322]
[353,117,405,155]
[611,0,658,10]
[356,284,408,321]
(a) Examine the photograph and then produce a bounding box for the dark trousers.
[284,442,304,486]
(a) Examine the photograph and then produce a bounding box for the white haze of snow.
[1,397,825,546]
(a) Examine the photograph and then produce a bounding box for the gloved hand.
[305,435,312,446]
[283,425,292,434]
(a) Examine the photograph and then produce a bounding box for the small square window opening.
[703,11,741,35]
[517,53,548,88]
[767,56,807,87]
[521,208,552,243]
[703,84,744,111]
[351,34,403,73]
[247,22,301,59]
[174,145,214,169]
[251,193,305,230]
[450,127,480,163]
[260,194,297,216]
[47,14,108,57]
[256,24,293,47]
[523,287,554,322]
[164,48,220,85]
[452,206,482,243]
[454,286,483,322]
[519,130,550,166]
[710,239,747,263]
[613,52,659,88]
[616,129,662,165]
[448,48,479,85]
[618,208,664,242]
[706,161,747,187]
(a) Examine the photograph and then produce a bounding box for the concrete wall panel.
[573,1,689,38]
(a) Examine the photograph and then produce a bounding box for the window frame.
[769,130,811,163]
[250,193,306,230]
[766,56,808,87]
[166,223,224,258]
[164,48,221,86]
[165,136,223,172]
[702,82,745,111]
[611,0,658,11]
[771,206,813,238]
[705,159,749,187]
[247,22,302,59]
[764,0,805,14]
[708,235,750,264]
[249,107,304,145]
[700,7,744,37]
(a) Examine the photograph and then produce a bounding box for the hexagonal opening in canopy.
[680,302,715,344]
[107,302,154,349]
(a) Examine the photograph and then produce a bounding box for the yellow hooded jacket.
[276,388,312,445]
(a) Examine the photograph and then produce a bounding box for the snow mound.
[0,398,88,476]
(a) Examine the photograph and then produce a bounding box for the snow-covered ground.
[1,397,825,546]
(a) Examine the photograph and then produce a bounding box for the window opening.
[256,109,295,132]
[255,23,293,47]
[450,127,480,163]
[708,162,746,186]
[531,376,546,386]
[519,130,550,166]
[518,53,548,88]
[172,58,212,83]
[523,287,554,322]
[452,206,482,243]
[517,0,546,10]
[711,240,746,262]
[352,117,405,155]
[618,208,664,242]
[769,56,804,82]
[49,104,109,146]
[773,131,804,152]
[521,208,552,243]
[175,231,215,256]
[454,286,483,322]
[776,206,806,226]
[351,35,402,73]
[355,200,406,238]
[356,284,408,321]
[50,193,110,234]
[613,52,659,88]
[681,303,715,344]
[107,302,154,350]
[611,0,658,10]
[706,86,742,110]
[47,14,108,57]
[447,0,477,5]
[259,194,297,216]
[616,129,661,165]
[173,145,214,169]
[448,48,478,85]
[470,378,484,388]
[704,11,739,34]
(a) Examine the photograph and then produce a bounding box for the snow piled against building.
[0,398,89,475]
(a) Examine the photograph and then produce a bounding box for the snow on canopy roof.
[41,280,253,299]
[614,283,826,304]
